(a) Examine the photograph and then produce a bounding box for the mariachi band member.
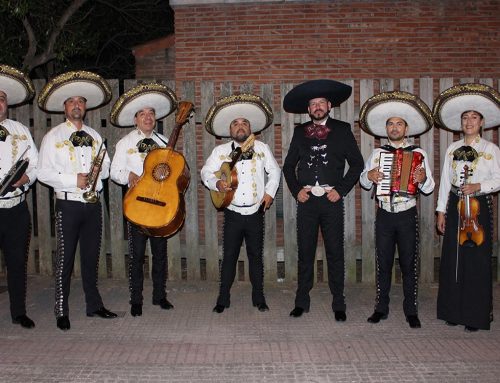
[37,71,117,331]
[201,94,281,313]
[283,79,364,321]
[110,83,178,317]
[434,84,500,332]
[359,91,435,329]
[0,65,38,329]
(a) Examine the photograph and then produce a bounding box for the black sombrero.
[110,83,178,127]
[359,91,433,138]
[0,64,35,106]
[283,79,352,114]
[205,94,273,138]
[38,70,112,112]
[433,83,500,131]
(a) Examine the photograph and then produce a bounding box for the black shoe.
[87,307,118,319]
[253,302,269,312]
[367,311,388,324]
[12,314,35,329]
[213,304,226,313]
[289,307,308,317]
[464,326,478,332]
[130,304,142,317]
[445,321,458,326]
[57,316,71,331]
[406,315,421,328]
[153,298,174,310]
[334,310,347,322]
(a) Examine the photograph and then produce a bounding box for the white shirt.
[436,135,500,212]
[110,129,168,186]
[201,140,281,215]
[37,120,110,193]
[0,119,38,197]
[360,142,435,211]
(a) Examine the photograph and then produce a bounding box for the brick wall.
[169,0,500,88]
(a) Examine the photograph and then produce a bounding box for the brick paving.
[0,276,499,382]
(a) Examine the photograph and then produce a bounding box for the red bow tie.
[304,123,331,139]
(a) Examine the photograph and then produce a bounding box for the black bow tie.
[232,142,254,161]
[0,124,9,142]
[380,144,419,152]
[69,130,94,147]
[137,138,160,153]
[453,145,478,162]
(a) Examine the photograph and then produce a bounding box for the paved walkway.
[1,276,499,382]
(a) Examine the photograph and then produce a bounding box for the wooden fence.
[2,78,499,284]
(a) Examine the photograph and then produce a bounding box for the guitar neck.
[167,123,182,150]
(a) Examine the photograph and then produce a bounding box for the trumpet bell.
[83,191,99,203]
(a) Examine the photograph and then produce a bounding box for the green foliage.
[0,0,174,78]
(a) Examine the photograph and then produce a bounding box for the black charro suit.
[283,117,363,311]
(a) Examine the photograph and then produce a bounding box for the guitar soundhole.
[153,163,170,181]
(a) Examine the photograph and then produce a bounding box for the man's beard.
[234,131,249,143]
[310,109,329,122]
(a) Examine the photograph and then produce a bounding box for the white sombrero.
[0,64,35,106]
[205,94,273,137]
[37,70,112,112]
[433,83,500,131]
[359,91,433,138]
[110,83,178,127]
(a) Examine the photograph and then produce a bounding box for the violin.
[457,164,484,248]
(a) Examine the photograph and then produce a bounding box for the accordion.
[376,149,423,196]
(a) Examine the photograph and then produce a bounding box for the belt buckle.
[311,185,325,197]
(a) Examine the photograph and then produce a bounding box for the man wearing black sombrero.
[37,71,117,330]
[434,83,500,332]
[201,94,281,313]
[0,64,39,329]
[283,79,364,320]
[110,83,177,317]
[359,91,435,329]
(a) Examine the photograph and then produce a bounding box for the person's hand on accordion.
[367,166,384,184]
[413,165,427,184]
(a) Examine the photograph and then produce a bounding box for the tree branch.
[23,0,89,72]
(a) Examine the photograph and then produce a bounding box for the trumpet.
[0,146,30,197]
[83,142,106,203]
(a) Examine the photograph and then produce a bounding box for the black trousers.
[295,196,345,311]
[0,200,31,319]
[128,222,168,305]
[54,200,104,317]
[374,206,419,316]
[437,193,493,330]
[217,209,265,307]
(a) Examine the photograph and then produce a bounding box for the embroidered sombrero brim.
[205,94,273,137]
[283,79,352,114]
[359,91,433,138]
[433,83,500,131]
[37,71,112,112]
[0,64,35,106]
[110,83,178,127]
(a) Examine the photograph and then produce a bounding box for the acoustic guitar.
[123,101,194,237]
[210,134,255,210]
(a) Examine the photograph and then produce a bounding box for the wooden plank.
[161,79,181,281]
[439,78,455,173]
[32,79,53,276]
[360,79,375,284]
[106,79,129,278]
[181,81,200,280]
[201,81,219,281]
[260,83,278,282]
[479,78,493,142]
[419,78,436,283]
[281,83,298,282]
[340,79,357,283]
